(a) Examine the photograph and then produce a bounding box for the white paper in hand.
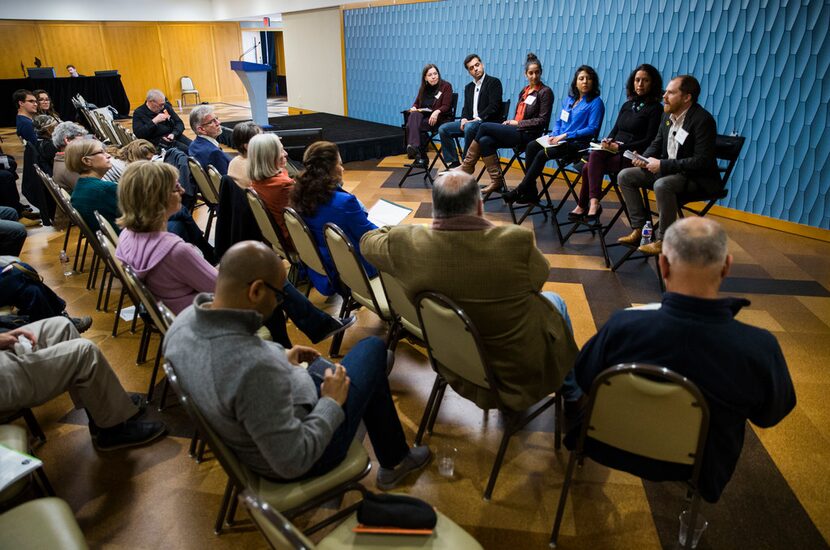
[367,199,412,227]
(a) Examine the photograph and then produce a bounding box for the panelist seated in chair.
[188,105,231,175]
[569,64,664,222]
[115,162,353,349]
[404,64,453,168]
[571,217,796,503]
[291,141,378,297]
[454,52,553,195]
[616,74,721,256]
[437,54,504,169]
[503,65,605,205]
[361,172,583,414]
[163,241,431,490]
[132,89,192,153]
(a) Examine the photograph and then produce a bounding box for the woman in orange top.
[248,133,293,242]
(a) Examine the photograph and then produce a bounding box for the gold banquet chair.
[549,363,710,549]
[241,489,484,550]
[187,156,220,238]
[414,291,562,501]
[163,361,371,536]
[245,188,306,288]
[0,498,88,550]
[378,270,423,342]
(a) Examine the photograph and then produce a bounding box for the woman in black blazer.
[455,53,553,194]
[405,64,454,167]
[570,64,663,221]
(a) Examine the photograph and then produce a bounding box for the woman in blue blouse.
[503,65,605,205]
[290,141,378,297]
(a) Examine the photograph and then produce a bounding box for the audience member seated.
[405,64,453,168]
[569,64,664,221]
[290,141,378,297]
[66,139,117,234]
[617,74,721,255]
[115,162,353,348]
[437,54,504,168]
[14,89,39,145]
[132,89,192,153]
[361,172,582,413]
[455,53,553,194]
[188,105,229,174]
[164,241,430,489]
[33,115,59,169]
[33,89,62,122]
[0,207,26,257]
[227,121,262,189]
[504,65,605,204]
[103,145,128,183]
[51,122,89,195]
[571,217,796,502]
[0,316,166,451]
[248,133,293,244]
[0,145,37,220]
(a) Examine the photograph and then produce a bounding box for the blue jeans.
[167,206,215,264]
[438,119,482,164]
[0,206,26,257]
[542,291,584,402]
[303,337,409,477]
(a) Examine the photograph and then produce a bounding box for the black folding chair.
[398,92,458,187]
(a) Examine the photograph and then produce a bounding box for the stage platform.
[225,112,405,164]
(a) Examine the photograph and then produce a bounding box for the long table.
[0,75,130,127]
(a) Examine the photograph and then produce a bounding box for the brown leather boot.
[481,155,506,194]
[453,140,480,174]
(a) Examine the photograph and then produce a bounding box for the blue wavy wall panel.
[344,0,829,229]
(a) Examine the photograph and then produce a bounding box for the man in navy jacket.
[188,105,230,175]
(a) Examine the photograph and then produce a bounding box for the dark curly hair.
[290,141,341,217]
[569,65,600,100]
[625,64,664,102]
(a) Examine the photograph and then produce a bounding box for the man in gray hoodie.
[163,241,430,489]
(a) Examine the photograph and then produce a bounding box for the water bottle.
[59,250,72,277]
[640,221,653,246]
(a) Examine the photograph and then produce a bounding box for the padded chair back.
[499,99,511,121]
[282,207,329,276]
[93,211,119,245]
[96,232,144,311]
[59,189,99,253]
[246,188,289,259]
[584,364,709,466]
[113,123,135,145]
[181,76,196,92]
[34,166,69,223]
[379,271,422,340]
[240,490,316,550]
[187,156,219,205]
[416,291,496,395]
[94,111,120,146]
[206,165,224,203]
[323,223,388,319]
[121,264,175,335]
[163,361,254,490]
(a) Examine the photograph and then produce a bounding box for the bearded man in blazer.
[617,74,720,255]
[360,172,582,413]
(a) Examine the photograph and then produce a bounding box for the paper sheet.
[368,199,413,227]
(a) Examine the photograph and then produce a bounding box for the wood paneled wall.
[0,20,246,109]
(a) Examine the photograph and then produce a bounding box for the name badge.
[524,95,536,105]
[435,91,442,99]
[675,127,689,145]
[560,109,570,122]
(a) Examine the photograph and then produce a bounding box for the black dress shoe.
[406,144,418,159]
[20,208,41,220]
[412,158,428,169]
[567,210,586,220]
[585,205,603,223]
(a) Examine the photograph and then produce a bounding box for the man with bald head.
[163,241,430,490]
[361,171,583,415]
[132,89,191,152]
[571,217,795,503]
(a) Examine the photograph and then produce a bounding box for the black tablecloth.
[0,75,130,127]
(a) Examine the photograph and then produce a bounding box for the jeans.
[303,337,409,477]
[167,206,215,264]
[516,139,585,196]
[438,119,482,164]
[541,291,583,402]
[617,167,696,239]
[263,281,340,348]
[0,206,26,257]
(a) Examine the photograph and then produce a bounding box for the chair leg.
[22,408,46,446]
[549,449,580,547]
[226,484,239,526]
[328,297,354,358]
[483,422,515,501]
[189,431,199,457]
[146,335,164,403]
[96,265,109,310]
[196,439,207,463]
[426,381,447,435]
[62,224,73,255]
[103,271,115,311]
[214,479,234,534]
[34,466,56,496]
[682,492,703,550]
[415,376,444,445]
[554,393,563,450]
[205,208,215,241]
[157,378,171,412]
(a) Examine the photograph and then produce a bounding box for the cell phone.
[307,356,337,381]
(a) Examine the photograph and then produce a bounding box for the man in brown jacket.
[361,171,582,412]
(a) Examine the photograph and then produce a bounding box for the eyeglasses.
[248,279,286,305]
[201,117,220,126]
[84,151,107,158]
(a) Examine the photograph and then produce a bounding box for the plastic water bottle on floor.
[640,221,653,246]
[59,250,72,277]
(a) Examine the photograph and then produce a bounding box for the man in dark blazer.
[132,89,192,153]
[437,54,503,168]
[617,75,720,255]
[188,105,230,175]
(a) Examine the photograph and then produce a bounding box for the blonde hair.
[121,139,157,163]
[117,161,180,232]
[65,139,103,174]
[247,133,284,182]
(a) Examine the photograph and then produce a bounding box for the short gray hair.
[189,105,214,133]
[146,89,164,102]
[247,133,283,182]
[662,217,728,267]
[432,172,480,218]
[51,121,88,150]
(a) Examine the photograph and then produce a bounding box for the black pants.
[516,139,585,195]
